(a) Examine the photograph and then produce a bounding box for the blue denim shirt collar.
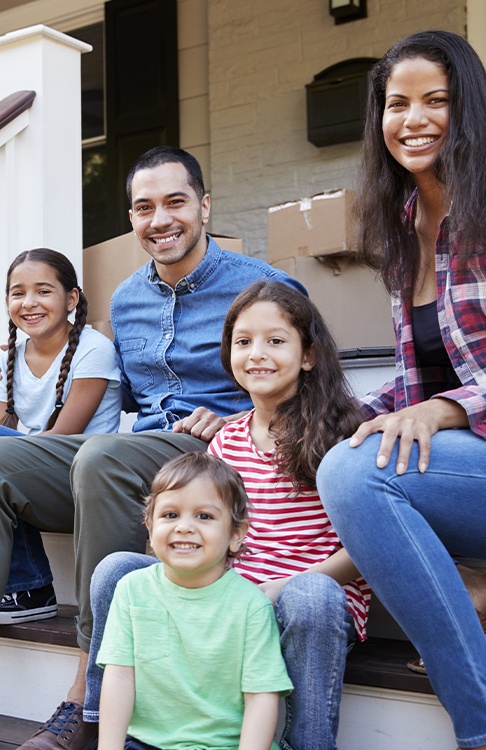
[146,235,221,294]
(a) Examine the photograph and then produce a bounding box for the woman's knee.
[317,435,386,516]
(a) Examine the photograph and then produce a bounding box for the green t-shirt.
[97,566,292,750]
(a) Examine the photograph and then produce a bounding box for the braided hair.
[1,249,88,430]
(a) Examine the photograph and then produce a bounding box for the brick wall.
[207,0,465,258]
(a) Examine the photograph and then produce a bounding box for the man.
[1,146,305,750]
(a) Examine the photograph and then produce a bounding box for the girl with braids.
[317,31,486,749]
[88,280,369,750]
[0,248,121,625]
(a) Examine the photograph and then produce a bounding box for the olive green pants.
[0,431,205,650]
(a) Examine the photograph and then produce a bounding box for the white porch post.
[0,25,91,341]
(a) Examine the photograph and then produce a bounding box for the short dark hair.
[145,452,249,535]
[126,146,206,204]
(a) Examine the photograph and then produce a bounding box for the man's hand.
[349,398,468,474]
[172,406,226,442]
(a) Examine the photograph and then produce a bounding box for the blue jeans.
[317,429,486,750]
[0,427,52,594]
[85,552,355,750]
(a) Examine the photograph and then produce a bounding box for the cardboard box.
[273,255,394,351]
[83,232,242,337]
[267,189,357,264]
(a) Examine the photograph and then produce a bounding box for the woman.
[317,30,486,750]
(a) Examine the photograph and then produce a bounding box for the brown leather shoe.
[18,702,98,750]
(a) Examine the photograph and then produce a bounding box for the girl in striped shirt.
[86,279,369,750]
[208,279,370,750]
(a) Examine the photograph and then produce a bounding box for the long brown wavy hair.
[221,281,361,491]
[1,249,88,431]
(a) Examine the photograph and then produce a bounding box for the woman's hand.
[350,398,468,474]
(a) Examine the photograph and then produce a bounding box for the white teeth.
[153,233,179,245]
[403,136,437,147]
[172,543,198,549]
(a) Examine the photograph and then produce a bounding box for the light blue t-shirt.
[0,327,121,434]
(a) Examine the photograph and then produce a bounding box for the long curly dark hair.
[355,30,486,296]
[221,281,361,491]
[1,249,88,431]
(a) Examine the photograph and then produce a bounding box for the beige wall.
[207,0,465,258]
[0,0,479,260]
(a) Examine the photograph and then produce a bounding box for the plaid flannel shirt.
[360,191,486,439]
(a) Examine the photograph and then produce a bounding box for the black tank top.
[411,300,461,388]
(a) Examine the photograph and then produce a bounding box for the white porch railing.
[0,25,91,341]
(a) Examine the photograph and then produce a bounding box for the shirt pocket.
[118,338,154,394]
[130,607,170,661]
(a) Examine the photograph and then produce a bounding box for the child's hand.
[258,577,293,606]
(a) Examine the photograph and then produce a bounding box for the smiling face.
[147,473,248,589]
[382,56,449,180]
[7,261,78,341]
[229,301,314,411]
[129,161,211,284]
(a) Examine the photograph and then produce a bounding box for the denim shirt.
[111,236,307,432]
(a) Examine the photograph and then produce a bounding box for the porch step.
[1,613,454,749]
[0,608,79,722]
[2,605,431,693]
[0,714,38,750]
[0,605,77,649]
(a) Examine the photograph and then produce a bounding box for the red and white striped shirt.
[208,411,371,641]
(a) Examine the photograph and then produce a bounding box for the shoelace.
[0,592,20,605]
[41,703,81,739]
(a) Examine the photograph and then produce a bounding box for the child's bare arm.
[307,547,360,585]
[99,664,135,750]
[239,692,279,750]
[259,548,361,605]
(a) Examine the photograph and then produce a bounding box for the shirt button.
[190,283,195,289]
[181,279,187,286]
[166,333,171,339]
